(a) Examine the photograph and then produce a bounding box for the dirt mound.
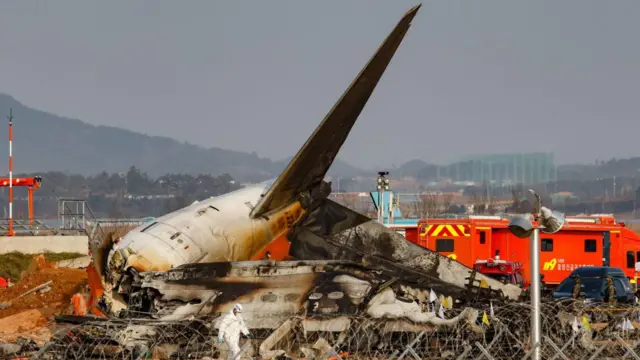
[0,255,88,349]
[0,266,87,318]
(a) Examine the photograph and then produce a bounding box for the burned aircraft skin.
[116,260,486,331]
[108,201,522,321]
[91,4,520,324]
[289,201,523,300]
[105,210,520,322]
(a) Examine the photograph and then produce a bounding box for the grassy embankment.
[0,252,85,280]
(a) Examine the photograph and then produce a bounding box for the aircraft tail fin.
[250,4,421,219]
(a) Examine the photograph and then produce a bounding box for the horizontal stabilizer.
[250,4,422,219]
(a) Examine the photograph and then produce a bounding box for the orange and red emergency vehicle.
[396,214,640,290]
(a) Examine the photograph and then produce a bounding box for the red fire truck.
[409,214,640,290]
[473,251,527,288]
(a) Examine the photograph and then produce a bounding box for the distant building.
[451,152,556,186]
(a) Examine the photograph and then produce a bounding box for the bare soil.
[0,257,87,319]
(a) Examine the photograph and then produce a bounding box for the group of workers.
[571,275,617,304]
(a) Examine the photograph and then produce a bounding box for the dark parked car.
[552,266,635,304]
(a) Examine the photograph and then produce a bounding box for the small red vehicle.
[474,251,528,289]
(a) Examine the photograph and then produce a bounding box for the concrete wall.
[0,235,88,254]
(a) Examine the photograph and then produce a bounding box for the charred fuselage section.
[103,258,514,327]
[96,197,522,320]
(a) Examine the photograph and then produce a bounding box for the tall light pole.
[508,189,565,360]
[376,172,389,224]
[7,109,14,237]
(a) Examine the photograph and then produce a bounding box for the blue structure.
[369,190,419,226]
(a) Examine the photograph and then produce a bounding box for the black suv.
[552,266,635,304]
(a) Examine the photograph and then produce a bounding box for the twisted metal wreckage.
[31,3,558,358]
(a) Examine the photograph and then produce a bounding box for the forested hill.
[0,94,364,181]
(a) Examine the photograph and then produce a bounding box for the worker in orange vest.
[71,286,89,316]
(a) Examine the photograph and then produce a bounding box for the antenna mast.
[7,109,14,236]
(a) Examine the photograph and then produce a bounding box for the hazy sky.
[0,1,638,169]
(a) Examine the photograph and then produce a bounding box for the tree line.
[404,180,640,219]
[3,164,639,221]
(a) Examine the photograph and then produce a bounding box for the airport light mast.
[507,189,565,360]
[7,109,13,236]
[2,109,43,235]
[376,171,389,224]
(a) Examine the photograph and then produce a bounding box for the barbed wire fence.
[16,299,640,359]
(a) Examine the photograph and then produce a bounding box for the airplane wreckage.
[79,3,523,346]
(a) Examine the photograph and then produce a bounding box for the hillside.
[395,159,432,178]
[556,158,640,181]
[0,94,364,181]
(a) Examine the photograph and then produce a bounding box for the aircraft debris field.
[1,3,634,360]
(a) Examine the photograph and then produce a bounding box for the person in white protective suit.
[218,303,251,360]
